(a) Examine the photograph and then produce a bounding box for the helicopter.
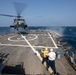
[0,2,27,30]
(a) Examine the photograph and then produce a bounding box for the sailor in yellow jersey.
[41,48,49,70]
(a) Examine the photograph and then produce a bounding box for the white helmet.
[50,49,53,52]
[45,48,48,50]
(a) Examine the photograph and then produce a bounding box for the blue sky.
[0,0,76,27]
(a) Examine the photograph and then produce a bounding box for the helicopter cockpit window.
[14,18,25,25]
[18,19,25,24]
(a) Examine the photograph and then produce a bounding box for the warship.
[0,2,76,75]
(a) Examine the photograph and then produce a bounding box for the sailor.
[41,48,49,70]
[41,48,49,63]
[47,49,56,74]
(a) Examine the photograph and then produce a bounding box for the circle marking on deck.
[8,34,38,42]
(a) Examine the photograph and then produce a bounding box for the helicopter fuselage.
[10,18,27,29]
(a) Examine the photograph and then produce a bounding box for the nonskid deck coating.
[0,30,76,75]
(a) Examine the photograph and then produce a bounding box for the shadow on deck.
[2,63,25,74]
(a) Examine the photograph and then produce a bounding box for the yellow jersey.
[41,49,48,58]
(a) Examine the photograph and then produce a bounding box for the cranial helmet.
[50,49,53,52]
[45,48,48,50]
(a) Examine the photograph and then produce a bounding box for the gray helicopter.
[0,2,27,30]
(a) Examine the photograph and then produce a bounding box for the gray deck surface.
[0,30,76,75]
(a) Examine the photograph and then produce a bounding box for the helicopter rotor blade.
[0,14,16,17]
[13,2,27,16]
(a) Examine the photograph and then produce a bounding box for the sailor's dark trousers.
[48,60,56,74]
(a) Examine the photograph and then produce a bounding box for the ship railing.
[56,37,76,70]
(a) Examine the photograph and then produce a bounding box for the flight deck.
[0,30,76,75]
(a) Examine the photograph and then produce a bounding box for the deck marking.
[20,33,40,55]
[8,34,38,42]
[27,34,38,41]
[48,33,58,48]
[20,33,53,74]
[0,43,29,47]
[34,46,58,49]
[0,43,57,49]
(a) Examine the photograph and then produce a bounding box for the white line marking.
[8,35,20,42]
[27,34,38,41]
[0,43,29,47]
[8,35,17,40]
[20,33,40,56]
[0,43,58,49]
[48,33,58,48]
[8,34,38,42]
[20,33,53,73]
